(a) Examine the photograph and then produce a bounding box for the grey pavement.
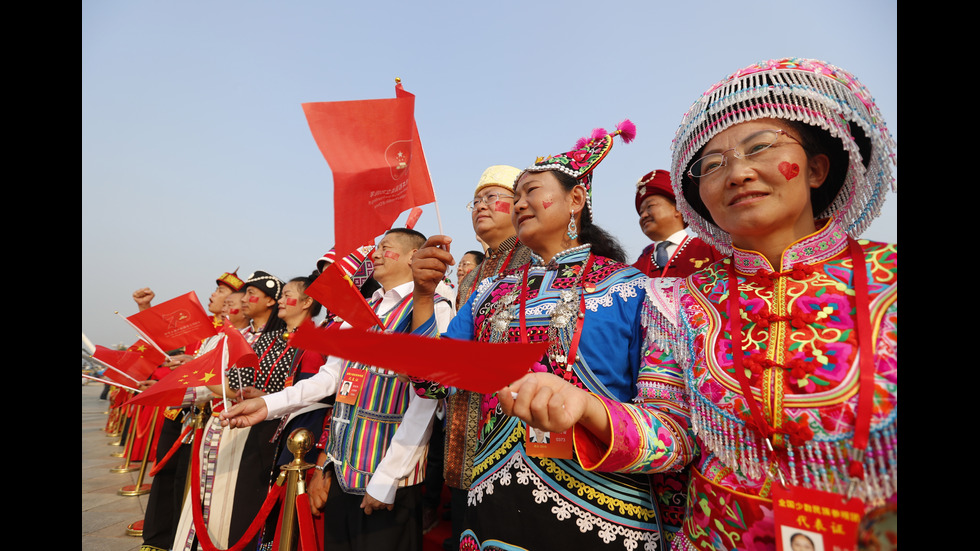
[82,380,152,551]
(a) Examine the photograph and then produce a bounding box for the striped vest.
[325,292,447,495]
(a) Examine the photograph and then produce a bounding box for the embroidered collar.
[530,244,592,270]
[731,218,849,273]
[486,235,518,259]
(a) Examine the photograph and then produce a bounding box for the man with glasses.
[632,169,722,278]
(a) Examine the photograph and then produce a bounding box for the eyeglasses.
[458,260,477,269]
[687,129,802,182]
[466,192,514,212]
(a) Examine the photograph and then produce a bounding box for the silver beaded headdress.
[670,58,897,254]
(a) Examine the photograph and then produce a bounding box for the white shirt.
[261,280,454,503]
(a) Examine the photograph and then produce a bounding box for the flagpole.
[114,311,174,361]
[85,354,146,386]
[82,373,142,393]
[220,335,230,412]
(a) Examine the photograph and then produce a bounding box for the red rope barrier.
[188,426,286,551]
[295,492,317,551]
[148,423,194,477]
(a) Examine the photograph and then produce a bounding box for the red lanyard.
[726,239,874,486]
[518,253,594,367]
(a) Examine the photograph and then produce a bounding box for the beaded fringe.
[689,394,897,506]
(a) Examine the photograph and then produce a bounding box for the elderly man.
[632,169,722,278]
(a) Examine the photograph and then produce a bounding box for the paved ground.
[82,380,149,551]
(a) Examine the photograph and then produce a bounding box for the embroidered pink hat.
[670,58,896,254]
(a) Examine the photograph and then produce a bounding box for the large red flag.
[305,262,383,331]
[93,340,166,384]
[302,81,435,256]
[121,345,224,409]
[126,291,218,352]
[288,325,549,394]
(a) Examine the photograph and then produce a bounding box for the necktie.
[654,241,671,268]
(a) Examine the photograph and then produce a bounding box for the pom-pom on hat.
[216,268,245,292]
[316,245,375,290]
[474,165,522,196]
[634,170,674,214]
[243,270,285,301]
[519,119,636,213]
[670,58,896,255]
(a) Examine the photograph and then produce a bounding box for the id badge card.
[336,367,366,405]
[772,483,865,551]
[524,425,573,459]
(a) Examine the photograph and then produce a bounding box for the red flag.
[121,345,224,408]
[288,325,549,394]
[220,322,259,369]
[305,262,383,331]
[93,340,166,384]
[302,81,435,256]
[405,207,423,229]
[126,291,218,352]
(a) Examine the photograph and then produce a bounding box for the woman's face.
[512,171,582,255]
[457,253,479,281]
[277,281,310,323]
[790,534,816,551]
[696,118,828,249]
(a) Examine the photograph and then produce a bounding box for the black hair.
[464,250,486,264]
[289,272,323,318]
[385,227,427,250]
[551,170,627,263]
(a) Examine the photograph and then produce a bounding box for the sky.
[82,1,898,349]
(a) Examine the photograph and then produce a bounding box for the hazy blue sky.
[83,1,897,348]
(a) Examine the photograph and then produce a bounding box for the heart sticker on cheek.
[778,162,800,181]
[494,201,511,214]
[384,251,400,261]
[542,200,553,209]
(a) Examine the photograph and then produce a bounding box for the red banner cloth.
[126,291,218,352]
[302,82,435,256]
[288,325,548,394]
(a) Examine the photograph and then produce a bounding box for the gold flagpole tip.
[114,310,119,314]
[395,77,402,83]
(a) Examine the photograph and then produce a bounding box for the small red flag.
[121,345,224,408]
[126,292,218,352]
[405,207,423,229]
[93,340,166,384]
[305,262,383,331]
[302,81,435,256]
[220,322,259,369]
[288,325,549,394]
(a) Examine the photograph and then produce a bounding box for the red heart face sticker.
[778,162,800,181]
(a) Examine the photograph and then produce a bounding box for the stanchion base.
[119,484,152,496]
[110,463,142,473]
[126,519,144,537]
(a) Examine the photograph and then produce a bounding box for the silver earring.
[566,213,578,240]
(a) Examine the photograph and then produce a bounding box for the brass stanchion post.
[276,428,314,551]
[120,406,159,496]
[110,405,143,472]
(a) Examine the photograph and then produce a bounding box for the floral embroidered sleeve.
[573,278,697,474]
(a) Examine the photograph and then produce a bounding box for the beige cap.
[473,165,521,196]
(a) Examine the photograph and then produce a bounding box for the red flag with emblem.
[126,292,218,352]
[302,81,435,256]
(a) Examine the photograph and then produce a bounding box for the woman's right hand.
[412,235,455,298]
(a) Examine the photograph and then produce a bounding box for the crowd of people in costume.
[119,58,896,551]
